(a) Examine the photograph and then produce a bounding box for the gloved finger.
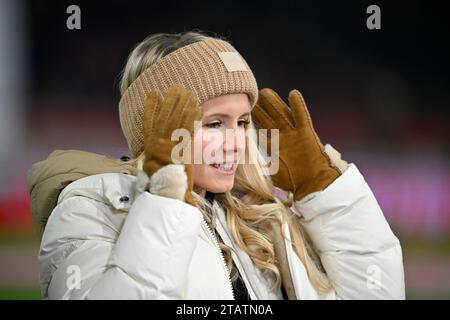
[258,88,295,129]
[251,104,277,130]
[179,106,202,164]
[170,89,197,131]
[144,90,163,138]
[288,89,313,129]
[289,89,326,150]
[181,104,203,134]
[158,85,186,132]
[175,95,194,131]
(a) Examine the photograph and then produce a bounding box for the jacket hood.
[27,149,138,238]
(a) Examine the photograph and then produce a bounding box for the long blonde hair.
[120,31,332,294]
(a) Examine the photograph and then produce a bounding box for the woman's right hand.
[143,85,203,205]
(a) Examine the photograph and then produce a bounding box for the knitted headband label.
[217,52,248,72]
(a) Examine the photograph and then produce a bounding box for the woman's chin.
[205,180,235,194]
[193,164,237,195]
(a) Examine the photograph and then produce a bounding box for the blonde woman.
[27,31,405,300]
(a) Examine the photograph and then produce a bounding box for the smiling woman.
[193,93,250,195]
[28,30,405,300]
[117,32,331,298]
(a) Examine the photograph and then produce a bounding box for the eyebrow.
[204,112,250,120]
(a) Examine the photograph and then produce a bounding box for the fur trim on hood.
[27,150,138,238]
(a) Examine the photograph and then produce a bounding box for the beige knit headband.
[119,38,259,158]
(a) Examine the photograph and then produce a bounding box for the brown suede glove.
[143,85,203,205]
[252,88,341,201]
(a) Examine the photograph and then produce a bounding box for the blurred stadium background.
[0,0,448,299]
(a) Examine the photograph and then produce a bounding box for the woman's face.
[192,93,250,196]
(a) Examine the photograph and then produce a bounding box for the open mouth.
[209,162,237,174]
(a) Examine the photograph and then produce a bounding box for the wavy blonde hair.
[120,31,332,294]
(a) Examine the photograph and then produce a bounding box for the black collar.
[205,191,215,205]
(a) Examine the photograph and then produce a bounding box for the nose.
[223,127,245,161]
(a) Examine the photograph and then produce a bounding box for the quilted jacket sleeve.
[38,191,202,299]
[293,163,406,299]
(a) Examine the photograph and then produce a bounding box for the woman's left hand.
[251,88,342,201]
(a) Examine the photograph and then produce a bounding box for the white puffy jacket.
[37,158,405,300]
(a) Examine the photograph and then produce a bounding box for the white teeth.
[212,163,233,170]
[221,163,232,170]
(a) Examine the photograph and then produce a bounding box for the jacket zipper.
[201,217,235,300]
[214,213,258,299]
